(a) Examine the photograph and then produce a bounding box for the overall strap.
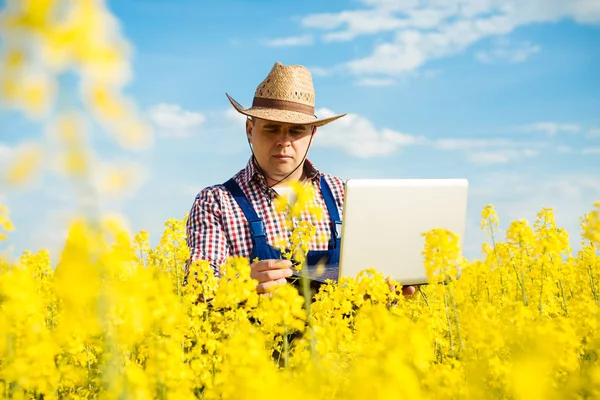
[319,176,342,250]
[222,178,268,248]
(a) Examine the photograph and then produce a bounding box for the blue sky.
[1,0,599,264]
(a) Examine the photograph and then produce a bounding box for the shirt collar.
[241,156,322,190]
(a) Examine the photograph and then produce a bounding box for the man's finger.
[256,277,287,294]
[385,276,396,292]
[252,268,293,283]
[402,285,416,296]
[252,259,292,272]
[263,268,293,281]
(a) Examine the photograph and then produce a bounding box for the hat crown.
[254,62,315,107]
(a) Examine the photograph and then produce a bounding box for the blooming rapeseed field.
[1,1,599,399]
[1,195,600,399]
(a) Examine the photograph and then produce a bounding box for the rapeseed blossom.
[0,205,14,241]
[3,202,598,398]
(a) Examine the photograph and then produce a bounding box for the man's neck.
[268,167,307,188]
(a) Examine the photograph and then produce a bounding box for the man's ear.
[246,118,253,143]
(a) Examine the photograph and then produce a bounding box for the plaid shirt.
[185,157,346,277]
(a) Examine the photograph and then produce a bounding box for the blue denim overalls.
[223,176,342,278]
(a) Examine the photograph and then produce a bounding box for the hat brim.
[226,93,345,127]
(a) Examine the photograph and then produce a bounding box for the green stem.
[211,357,216,389]
[283,325,289,369]
[511,261,528,306]
[587,264,599,307]
[447,285,464,353]
[300,258,315,358]
[155,327,163,400]
[443,291,454,358]
[488,218,504,294]
[520,266,527,305]
[86,344,92,391]
[418,286,429,307]
[559,279,568,315]
[6,333,14,398]
[539,260,545,316]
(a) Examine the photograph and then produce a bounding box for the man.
[184,61,416,296]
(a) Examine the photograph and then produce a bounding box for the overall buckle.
[249,220,266,238]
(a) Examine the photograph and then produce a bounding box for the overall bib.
[223,176,342,278]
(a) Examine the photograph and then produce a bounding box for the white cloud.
[313,107,425,157]
[294,0,600,78]
[522,122,581,136]
[431,136,549,165]
[144,102,250,153]
[222,108,247,132]
[344,17,519,76]
[302,3,451,42]
[587,128,600,138]
[582,147,600,155]
[557,146,573,154]
[147,103,205,138]
[178,107,250,155]
[475,40,541,63]
[0,144,13,165]
[309,66,336,77]
[354,77,397,86]
[434,138,540,150]
[262,34,314,47]
[467,149,538,165]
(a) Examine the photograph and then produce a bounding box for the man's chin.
[270,160,295,170]
[275,169,295,178]
[267,167,298,181]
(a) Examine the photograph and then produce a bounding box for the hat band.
[252,97,315,116]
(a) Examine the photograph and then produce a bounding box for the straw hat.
[226,62,346,127]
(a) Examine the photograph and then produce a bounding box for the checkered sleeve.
[184,186,230,279]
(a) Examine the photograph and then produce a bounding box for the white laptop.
[290,178,469,287]
[337,178,469,286]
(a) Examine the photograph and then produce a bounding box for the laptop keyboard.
[292,265,339,283]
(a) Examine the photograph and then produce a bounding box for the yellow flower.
[45,111,91,177]
[2,142,45,185]
[421,227,464,284]
[481,204,500,231]
[0,204,15,241]
[0,203,599,397]
[581,201,600,246]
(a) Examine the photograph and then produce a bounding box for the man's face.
[246,118,315,182]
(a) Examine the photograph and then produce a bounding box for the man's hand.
[401,285,416,296]
[250,259,293,294]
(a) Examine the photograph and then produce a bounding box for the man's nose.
[276,131,292,145]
